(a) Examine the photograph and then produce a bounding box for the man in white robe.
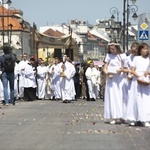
[37,60,47,100]
[23,58,37,101]
[18,53,29,99]
[59,55,76,103]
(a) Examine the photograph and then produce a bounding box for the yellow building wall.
[38,48,54,61]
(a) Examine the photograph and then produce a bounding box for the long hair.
[107,42,122,54]
[137,42,149,57]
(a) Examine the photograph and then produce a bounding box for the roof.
[0,6,24,31]
[89,28,110,42]
[43,28,65,37]
[87,31,97,40]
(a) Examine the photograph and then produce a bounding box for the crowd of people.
[103,42,150,127]
[0,42,150,127]
[0,47,102,106]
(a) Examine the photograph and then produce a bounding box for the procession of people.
[0,42,150,127]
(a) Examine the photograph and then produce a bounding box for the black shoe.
[1,100,5,105]
[63,100,68,103]
[91,98,96,101]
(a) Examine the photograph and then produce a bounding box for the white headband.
[108,42,120,46]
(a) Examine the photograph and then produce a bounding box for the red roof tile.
[43,28,65,37]
[0,6,23,31]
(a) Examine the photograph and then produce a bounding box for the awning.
[34,30,72,48]
[93,60,104,67]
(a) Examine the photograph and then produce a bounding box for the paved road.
[0,99,150,150]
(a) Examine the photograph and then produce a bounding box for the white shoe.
[110,120,116,125]
[5,103,9,106]
[130,122,135,126]
[144,122,150,127]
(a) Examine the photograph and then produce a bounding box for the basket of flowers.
[137,76,150,86]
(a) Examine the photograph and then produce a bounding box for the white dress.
[126,56,150,122]
[123,54,135,119]
[104,53,126,119]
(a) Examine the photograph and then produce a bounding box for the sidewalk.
[0,99,150,150]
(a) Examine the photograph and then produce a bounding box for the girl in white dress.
[123,42,139,126]
[103,42,126,124]
[128,42,150,127]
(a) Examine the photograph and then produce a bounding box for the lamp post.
[108,8,122,43]
[123,0,138,52]
[8,23,12,45]
[126,4,138,50]
[1,0,12,47]
[109,7,119,22]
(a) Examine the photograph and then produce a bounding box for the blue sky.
[11,0,150,28]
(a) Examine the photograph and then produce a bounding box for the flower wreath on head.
[107,42,120,46]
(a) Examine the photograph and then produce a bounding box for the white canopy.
[35,30,73,48]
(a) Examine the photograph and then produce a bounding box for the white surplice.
[18,60,29,98]
[85,67,99,99]
[37,65,47,99]
[49,63,62,99]
[14,63,20,99]
[23,63,37,88]
[60,61,76,101]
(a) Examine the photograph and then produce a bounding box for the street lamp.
[107,9,122,43]
[109,7,119,22]
[123,0,138,52]
[126,4,138,50]
[1,0,12,47]
[8,23,13,45]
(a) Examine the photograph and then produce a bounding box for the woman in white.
[85,61,99,101]
[37,60,47,100]
[103,43,126,124]
[128,42,150,127]
[123,42,139,126]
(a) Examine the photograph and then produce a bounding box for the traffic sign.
[140,22,148,30]
[139,30,149,40]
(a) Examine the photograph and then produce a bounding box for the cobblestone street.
[0,99,150,150]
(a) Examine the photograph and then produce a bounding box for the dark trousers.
[74,82,81,99]
[24,87,36,101]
